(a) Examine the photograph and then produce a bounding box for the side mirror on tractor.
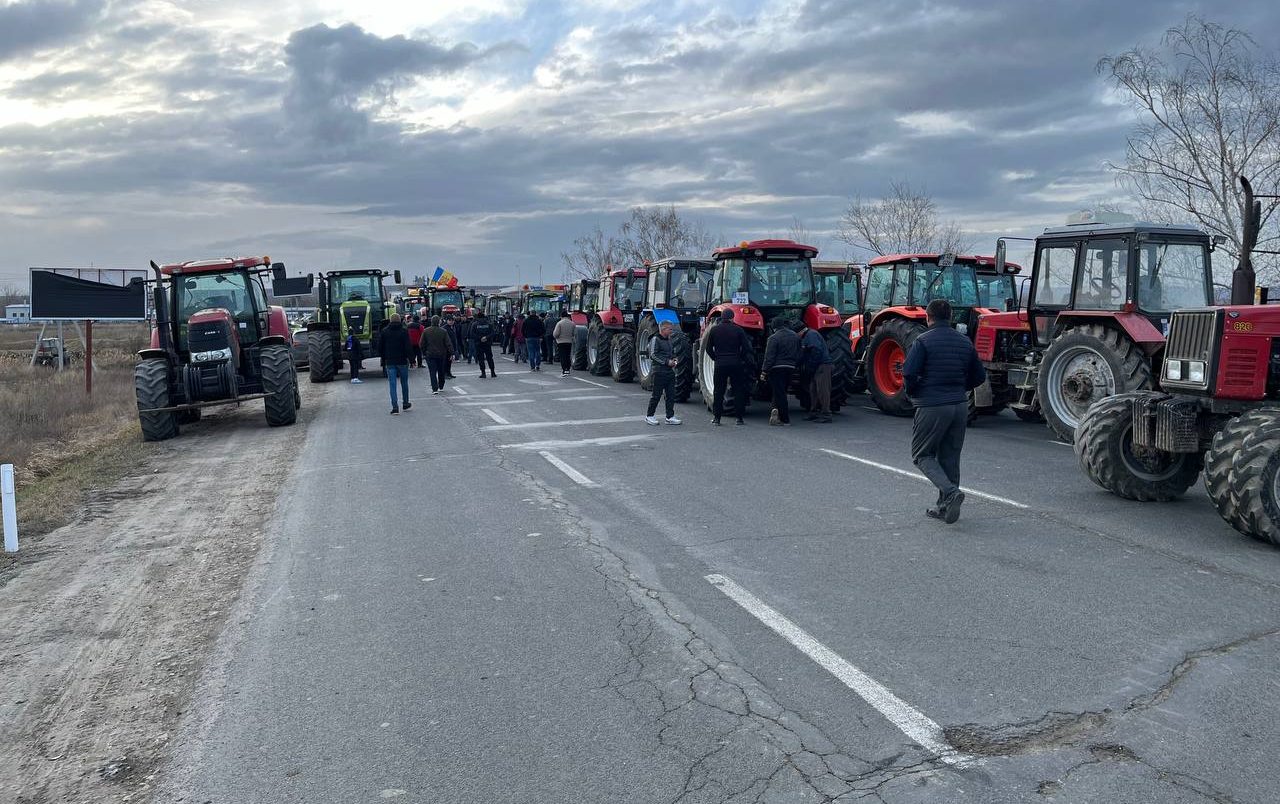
[271,262,287,281]
[994,239,1007,274]
[393,270,403,285]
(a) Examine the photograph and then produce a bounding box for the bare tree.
[614,206,718,267]
[837,181,971,257]
[0,284,26,307]
[560,225,620,281]
[1099,16,1280,281]
[787,216,813,245]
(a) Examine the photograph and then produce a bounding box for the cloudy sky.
[1,0,1276,289]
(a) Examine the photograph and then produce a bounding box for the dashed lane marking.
[552,394,617,401]
[501,434,656,451]
[481,416,639,431]
[818,448,1030,509]
[519,378,558,386]
[705,574,977,768]
[539,451,598,487]
[480,408,511,425]
[455,399,534,407]
[571,376,611,389]
[452,386,469,395]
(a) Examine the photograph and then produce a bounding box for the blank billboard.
[29,268,149,321]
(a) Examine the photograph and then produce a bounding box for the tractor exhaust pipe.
[1230,175,1262,306]
[149,260,175,357]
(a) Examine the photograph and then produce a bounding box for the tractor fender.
[258,334,289,348]
[707,302,763,331]
[974,310,1027,361]
[307,320,336,332]
[650,308,681,328]
[599,308,626,328]
[1053,312,1165,355]
[803,304,844,332]
[570,311,588,326]
[138,347,168,361]
[266,305,291,339]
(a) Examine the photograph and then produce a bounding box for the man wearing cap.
[706,308,754,426]
[901,298,986,523]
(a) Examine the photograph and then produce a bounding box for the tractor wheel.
[826,326,856,412]
[135,358,179,442]
[1074,392,1201,501]
[1014,407,1044,423]
[1222,409,1280,546]
[587,323,612,376]
[1203,415,1254,536]
[611,332,636,383]
[671,331,694,403]
[308,332,337,383]
[865,319,923,416]
[637,321,658,391]
[1039,324,1152,442]
[571,326,589,370]
[697,322,754,411]
[261,344,299,427]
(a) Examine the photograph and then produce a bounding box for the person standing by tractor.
[407,316,425,368]
[799,323,834,423]
[513,314,527,364]
[707,309,753,426]
[645,321,683,426]
[443,317,459,378]
[379,313,413,415]
[423,315,452,394]
[523,311,546,372]
[471,312,497,378]
[346,330,364,384]
[902,299,986,524]
[553,310,575,377]
[761,318,801,426]
[458,315,473,364]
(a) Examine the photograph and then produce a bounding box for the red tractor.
[585,267,649,382]
[852,254,1018,416]
[976,219,1218,440]
[695,240,853,411]
[566,279,600,370]
[134,256,302,441]
[1074,177,1280,545]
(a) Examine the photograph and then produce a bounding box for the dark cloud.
[6,68,103,100]
[0,0,105,62]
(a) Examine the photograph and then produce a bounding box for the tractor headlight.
[1187,361,1206,383]
[192,348,232,363]
[1165,361,1182,381]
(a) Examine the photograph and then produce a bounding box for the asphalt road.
[168,353,1280,804]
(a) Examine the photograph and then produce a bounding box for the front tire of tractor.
[1039,324,1152,442]
[261,344,299,427]
[865,318,923,417]
[671,331,694,403]
[1221,409,1280,546]
[587,323,612,376]
[611,332,636,383]
[698,325,717,411]
[1074,392,1201,501]
[571,326,589,370]
[637,321,658,391]
[135,358,179,442]
[1203,415,1253,536]
[826,326,856,412]
[308,332,337,383]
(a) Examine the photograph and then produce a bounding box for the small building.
[5,304,31,322]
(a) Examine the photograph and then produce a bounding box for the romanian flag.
[436,269,458,288]
[431,266,444,283]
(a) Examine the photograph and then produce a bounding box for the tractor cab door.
[247,276,271,343]
[1027,241,1079,347]
[862,265,894,317]
[649,264,668,309]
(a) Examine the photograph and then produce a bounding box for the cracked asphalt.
[165,358,1280,804]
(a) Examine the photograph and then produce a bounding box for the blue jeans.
[387,364,410,409]
[527,338,542,369]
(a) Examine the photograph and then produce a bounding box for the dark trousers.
[911,401,968,501]
[348,340,363,379]
[712,363,747,419]
[426,356,447,391]
[412,344,423,368]
[475,344,495,376]
[647,369,676,418]
[768,367,793,423]
[809,363,833,414]
[557,343,572,372]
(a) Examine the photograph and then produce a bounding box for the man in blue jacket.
[901,299,986,523]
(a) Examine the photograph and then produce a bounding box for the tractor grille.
[1161,309,1221,392]
[1131,394,1202,453]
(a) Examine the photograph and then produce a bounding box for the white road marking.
[539,451,598,487]
[552,394,616,401]
[451,392,519,399]
[572,376,611,389]
[482,416,638,431]
[818,448,1029,509]
[503,434,656,451]
[705,574,976,767]
[1048,440,1073,447]
[456,399,534,407]
[480,408,511,424]
[519,379,557,386]
[452,387,468,395]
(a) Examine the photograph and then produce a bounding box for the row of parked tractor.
[114,179,1278,546]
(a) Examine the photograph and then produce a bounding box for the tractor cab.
[632,258,714,398]
[306,268,400,382]
[426,286,467,318]
[160,258,280,369]
[811,261,863,320]
[584,269,650,380]
[521,288,563,318]
[485,294,515,319]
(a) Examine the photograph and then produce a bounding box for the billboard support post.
[56,322,64,373]
[85,320,93,395]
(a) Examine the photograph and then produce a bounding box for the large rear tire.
[611,332,636,383]
[1203,415,1253,535]
[1039,324,1152,442]
[135,358,179,442]
[697,322,754,411]
[671,331,694,403]
[636,320,658,391]
[571,326,589,370]
[261,344,299,427]
[587,322,612,376]
[865,318,923,417]
[308,331,338,383]
[826,326,856,412]
[1074,392,1201,501]
[1223,409,1280,546]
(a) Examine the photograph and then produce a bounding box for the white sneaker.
[351,378,363,384]
[665,416,682,425]
[432,390,440,395]
[645,415,659,425]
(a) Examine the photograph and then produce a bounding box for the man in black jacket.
[644,321,682,425]
[760,318,800,425]
[901,299,986,523]
[522,312,546,371]
[378,314,414,415]
[470,312,497,378]
[706,309,754,425]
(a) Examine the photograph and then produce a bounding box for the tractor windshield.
[976,273,1017,310]
[915,264,979,307]
[491,297,513,317]
[614,279,646,310]
[668,270,710,311]
[433,290,464,309]
[1137,241,1212,312]
[719,257,813,306]
[331,275,383,303]
[525,294,557,315]
[179,271,255,319]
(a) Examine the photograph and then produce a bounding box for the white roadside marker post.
[2,464,17,553]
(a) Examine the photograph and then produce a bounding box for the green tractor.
[307,268,401,382]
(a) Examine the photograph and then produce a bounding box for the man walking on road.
[761,318,800,426]
[422,315,452,394]
[799,323,833,423]
[471,312,497,379]
[523,311,546,371]
[902,299,986,523]
[407,316,424,368]
[706,309,753,426]
[513,314,527,364]
[645,321,683,426]
[379,313,413,415]
[553,310,575,376]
